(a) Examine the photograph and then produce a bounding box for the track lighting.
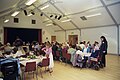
[31,11,35,15]
[58,15,62,20]
[23,10,27,16]
[55,15,57,19]
[40,13,43,16]
[50,15,53,17]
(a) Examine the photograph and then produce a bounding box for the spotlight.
[55,15,57,19]
[31,11,35,15]
[50,15,53,17]
[23,10,27,16]
[40,13,43,16]
[58,15,62,20]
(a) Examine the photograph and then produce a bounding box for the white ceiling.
[0,0,120,31]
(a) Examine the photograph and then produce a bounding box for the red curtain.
[38,29,42,43]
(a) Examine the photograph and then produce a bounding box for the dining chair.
[65,53,71,65]
[56,51,60,60]
[37,58,50,78]
[24,62,37,80]
[62,48,67,62]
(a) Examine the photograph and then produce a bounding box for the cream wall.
[55,31,65,43]
[66,30,80,44]
[0,13,53,44]
[119,25,120,55]
[81,26,118,54]
[56,26,119,54]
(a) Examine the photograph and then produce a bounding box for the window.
[32,19,36,24]
[14,18,19,23]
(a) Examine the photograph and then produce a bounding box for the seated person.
[13,50,24,58]
[0,53,5,59]
[4,52,13,58]
[68,44,76,54]
[0,58,21,80]
[4,43,12,54]
[87,41,100,63]
[68,44,76,62]
[83,44,89,53]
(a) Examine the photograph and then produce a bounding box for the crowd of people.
[51,36,108,68]
[0,36,108,71]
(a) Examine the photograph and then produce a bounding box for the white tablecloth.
[19,56,46,66]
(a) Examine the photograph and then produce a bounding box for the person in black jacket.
[99,36,108,67]
[14,36,23,51]
[52,41,58,60]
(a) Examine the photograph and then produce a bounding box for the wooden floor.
[26,55,120,80]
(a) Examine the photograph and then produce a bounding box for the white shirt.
[76,50,82,54]
[79,44,85,50]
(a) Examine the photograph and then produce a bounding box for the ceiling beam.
[49,0,80,30]
[32,4,65,31]
[32,1,49,11]
[100,0,119,27]
[107,1,120,6]
[42,1,120,27]
[55,24,118,32]
[66,1,120,16]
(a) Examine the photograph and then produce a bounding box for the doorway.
[51,36,56,42]
[68,35,78,45]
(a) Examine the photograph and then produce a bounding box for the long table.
[19,56,46,66]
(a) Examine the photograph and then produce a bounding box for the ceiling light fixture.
[86,13,102,18]
[40,13,43,16]
[40,5,49,10]
[31,11,35,15]
[55,15,57,19]
[27,14,32,16]
[61,19,71,23]
[11,11,20,17]
[46,23,53,26]
[58,15,62,20]
[4,19,9,23]
[23,10,27,16]
[50,15,53,17]
[25,0,37,5]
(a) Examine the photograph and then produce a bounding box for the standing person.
[99,36,108,67]
[52,41,58,60]
[42,41,54,73]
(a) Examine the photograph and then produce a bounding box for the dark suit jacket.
[100,41,108,55]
